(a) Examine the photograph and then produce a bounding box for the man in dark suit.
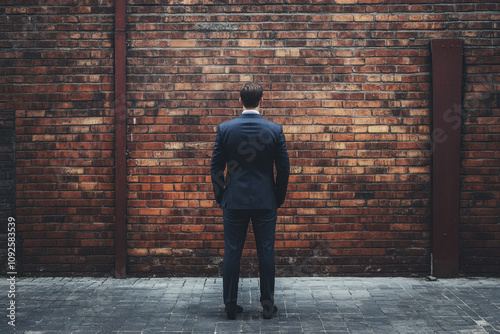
[210,82,290,320]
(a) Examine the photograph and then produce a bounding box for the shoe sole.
[226,305,243,320]
[263,305,277,319]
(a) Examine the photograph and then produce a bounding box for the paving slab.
[0,277,499,333]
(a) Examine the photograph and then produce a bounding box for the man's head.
[240,82,263,109]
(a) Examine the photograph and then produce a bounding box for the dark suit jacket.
[210,113,290,209]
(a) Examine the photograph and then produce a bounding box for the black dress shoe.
[226,304,243,320]
[263,305,277,319]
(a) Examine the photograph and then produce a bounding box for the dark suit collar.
[239,113,262,118]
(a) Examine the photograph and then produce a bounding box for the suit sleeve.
[210,126,226,205]
[274,126,290,208]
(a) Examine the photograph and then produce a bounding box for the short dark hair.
[240,82,263,108]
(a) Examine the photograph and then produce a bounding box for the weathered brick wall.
[2,0,116,275]
[460,42,500,273]
[126,1,499,276]
[0,108,15,231]
[2,0,499,276]
[0,106,16,275]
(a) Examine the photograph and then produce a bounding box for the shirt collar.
[241,110,260,115]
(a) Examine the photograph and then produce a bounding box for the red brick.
[5,0,499,277]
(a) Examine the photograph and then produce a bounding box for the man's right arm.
[210,127,226,205]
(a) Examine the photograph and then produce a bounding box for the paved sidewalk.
[1,276,499,333]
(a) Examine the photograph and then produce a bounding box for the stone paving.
[1,276,499,333]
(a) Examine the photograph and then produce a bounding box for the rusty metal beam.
[114,0,127,278]
[431,39,463,278]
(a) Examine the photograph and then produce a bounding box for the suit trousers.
[222,208,277,310]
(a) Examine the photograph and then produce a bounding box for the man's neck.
[243,106,260,112]
[242,105,261,115]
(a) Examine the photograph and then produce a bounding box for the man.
[210,82,290,320]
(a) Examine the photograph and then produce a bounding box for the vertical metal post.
[431,39,463,278]
[114,0,127,278]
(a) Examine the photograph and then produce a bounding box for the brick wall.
[2,0,499,276]
[0,106,16,275]
[126,1,499,276]
[460,44,500,273]
[1,0,116,275]
[0,108,15,230]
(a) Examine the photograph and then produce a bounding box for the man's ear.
[239,98,243,106]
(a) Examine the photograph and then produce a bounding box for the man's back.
[210,113,289,210]
[211,82,289,320]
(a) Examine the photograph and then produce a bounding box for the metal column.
[114,0,127,278]
[431,39,463,278]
